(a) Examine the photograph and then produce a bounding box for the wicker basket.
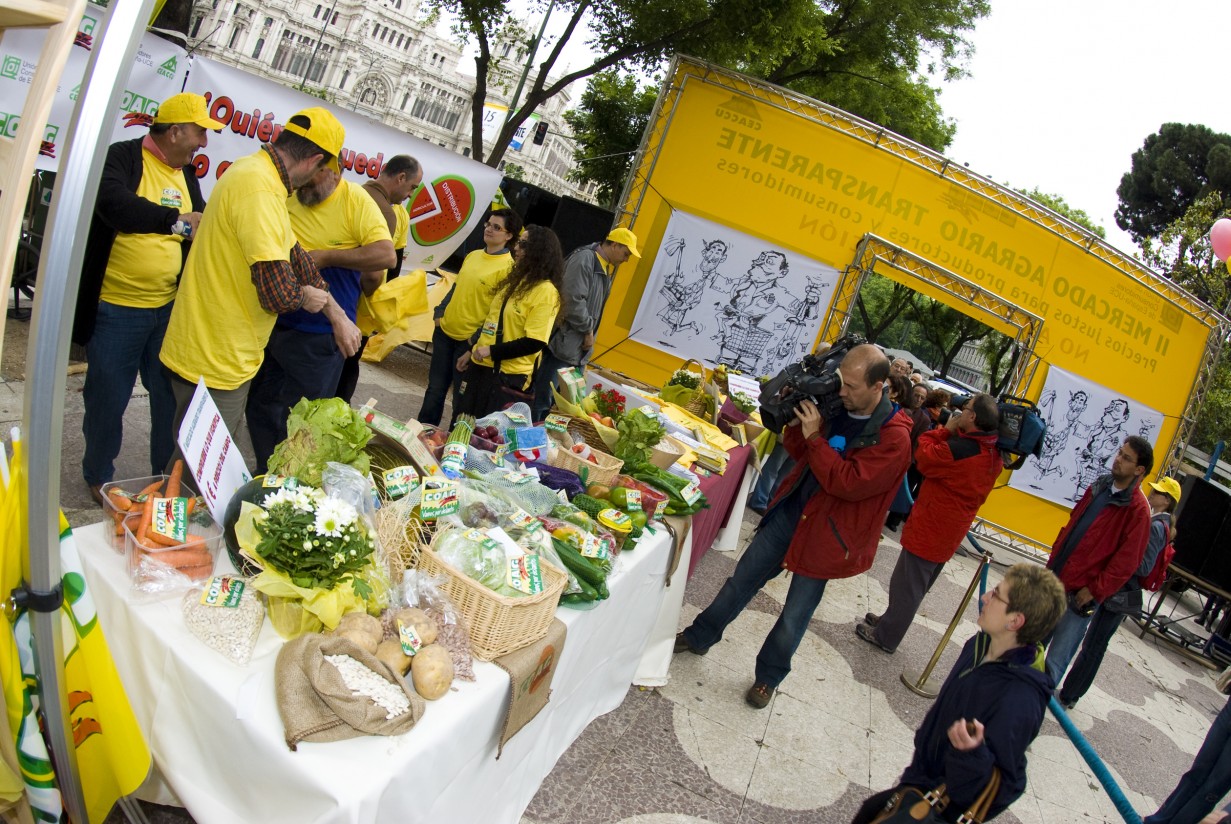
[673,358,711,417]
[419,530,567,660]
[546,429,624,488]
[568,414,618,451]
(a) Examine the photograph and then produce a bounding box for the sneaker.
[864,612,881,628]
[88,484,106,508]
[745,682,773,709]
[855,622,895,653]
[673,632,707,656]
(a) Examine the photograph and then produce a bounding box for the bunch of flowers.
[250,485,376,599]
[731,391,758,414]
[592,384,627,420]
[667,369,701,390]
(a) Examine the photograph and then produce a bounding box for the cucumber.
[571,494,609,519]
[552,538,607,588]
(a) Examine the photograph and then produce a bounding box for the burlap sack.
[276,634,426,750]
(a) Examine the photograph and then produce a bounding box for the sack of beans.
[182,576,265,665]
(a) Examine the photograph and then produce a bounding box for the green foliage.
[852,275,915,344]
[1192,355,1231,454]
[614,409,666,466]
[502,162,527,181]
[1016,187,1106,239]
[1115,123,1231,244]
[1140,191,1230,309]
[253,491,376,597]
[267,398,372,487]
[564,71,660,207]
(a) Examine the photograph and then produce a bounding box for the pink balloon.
[1211,218,1231,262]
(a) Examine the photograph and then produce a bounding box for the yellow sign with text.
[598,58,1222,548]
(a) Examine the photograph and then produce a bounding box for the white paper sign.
[1008,365,1164,508]
[177,378,252,523]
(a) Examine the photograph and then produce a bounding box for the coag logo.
[79,14,97,35]
[119,89,159,115]
[69,83,80,102]
[0,111,19,139]
[157,56,177,78]
[1,56,20,80]
[44,124,58,143]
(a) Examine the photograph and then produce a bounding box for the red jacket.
[901,427,1002,563]
[774,398,913,580]
[1046,475,1151,603]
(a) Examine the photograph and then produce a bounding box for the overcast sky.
[938,0,1231,258]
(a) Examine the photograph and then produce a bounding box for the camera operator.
[857,394,1002,653]
[674,344,912,708]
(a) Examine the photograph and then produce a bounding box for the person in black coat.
[73,93,218,505]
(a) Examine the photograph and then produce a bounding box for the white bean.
[325,653,410,719]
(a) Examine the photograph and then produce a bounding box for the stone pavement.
[9,323,1218,824]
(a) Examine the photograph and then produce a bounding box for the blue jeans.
[682,491,828,688]
[748,442,791,510]
[1044,604,1093,685]
[1144,697,1231,824]
[532,349,571,422]
[417,325,469,427]
[1058,604,1126,705]
[81,300,176,485]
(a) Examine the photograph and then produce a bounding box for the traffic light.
[532,121,548,145]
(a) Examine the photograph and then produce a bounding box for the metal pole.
[501,0,555,133]
[300,0,339,91]
[901,552,990,698]
[23,0,156,821]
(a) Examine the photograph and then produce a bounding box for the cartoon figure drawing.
[713,250,789,372]
[1031,389,1089,484]
[657,237,729,336]
[1071,398,1130,502]
[770,278,826,362]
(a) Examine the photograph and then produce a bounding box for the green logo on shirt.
[157,56,177,78]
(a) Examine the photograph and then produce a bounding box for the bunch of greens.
[667,369,701,390]
[251,485,376,598]
[268,397,371,486]
[731,391,758,414]
[614,409,667,467]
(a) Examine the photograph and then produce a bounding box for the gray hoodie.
[548,243,612,365]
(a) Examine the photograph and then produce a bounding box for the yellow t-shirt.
[439,249,514,341]
[160,150,297,390]
[393,203,409,251]
[100,148,187,307]
[472,279,561,378]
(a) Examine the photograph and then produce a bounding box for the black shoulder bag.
[491,293,538,407]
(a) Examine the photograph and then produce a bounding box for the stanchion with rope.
[900,543,991,698]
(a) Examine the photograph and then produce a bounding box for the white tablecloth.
[75,521,671,824]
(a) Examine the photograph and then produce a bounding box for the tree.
[908,296,989,377]
[563,71,660,207]
[1016,187,1105,239]
[1141,192,1231,311]
[850,275,915,343]
[980,333,1019,395]
[501,162,527,181]
[1115,123,1231,245]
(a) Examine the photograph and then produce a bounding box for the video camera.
[758,333,865,433]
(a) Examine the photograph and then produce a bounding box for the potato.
[334,627,379,655]
[410,644,454,700]
[333,612,383,654]
[375,639,412,676]
[391,607,438,646]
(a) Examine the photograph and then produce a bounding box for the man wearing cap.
[1043,435,1152,693]
[1056,474,1179,709]
[73,92,218,506]
[160,106,361,449]
[531,227,639,419]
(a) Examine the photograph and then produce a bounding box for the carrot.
[185,497,196,516]
[138,546,211,569]
[178,564,214,581]
[107,490,132,512]
[133,480,162,546]
[166,460,184,500]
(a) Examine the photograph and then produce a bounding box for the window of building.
[331,11,338,24]
[340,69,349,89]
[462,147,470,157]
[372,21,380,37]
[397,33,404,47]
[191,15,204,37]
[313,4,320,17]
[228,25,243,49]
[401,92,409,110]
[251,37,264,58]
[263,16,272,28]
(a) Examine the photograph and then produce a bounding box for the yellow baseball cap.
[152,93,225,130]
[606,227,641,258]
[1148,476,1182,503]
[283,106,345,171]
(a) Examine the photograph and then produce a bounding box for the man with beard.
[246,161,395,471]
[161,107,361,453]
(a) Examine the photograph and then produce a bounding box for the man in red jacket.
[1043,435,1152,686]
[674,344,912,708]
[857,393,1003,653]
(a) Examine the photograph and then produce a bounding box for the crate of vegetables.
[100,470,201,553]
[124,498,222,593]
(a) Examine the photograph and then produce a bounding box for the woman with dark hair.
[417,208,523,425]
[455,225,564,419]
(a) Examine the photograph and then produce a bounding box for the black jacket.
[72,137,206,345]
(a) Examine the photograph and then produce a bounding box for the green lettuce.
[267,397,371,486]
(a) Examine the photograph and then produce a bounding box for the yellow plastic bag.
[356,269,429,336]
[363,271,455,362]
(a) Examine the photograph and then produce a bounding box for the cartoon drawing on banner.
[1009,366,1163,508]
[632,210,838,377]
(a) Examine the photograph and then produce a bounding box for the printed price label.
[625,489,642,511]
[508,508,542,533]
[262,474,294,488]
[150,497,189,545]
[505,411,529,426]
[680,478,703,505]
[544,414,571,434]
[506,554,544,595]
[579,531,608,561]
[397,620,423,656]
[200,576,245,608]
[503,471,536,485]
[493,444,509,466]
[382,465,420,499]
[420,479,459,520]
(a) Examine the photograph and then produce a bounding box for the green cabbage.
[267,397,371,486]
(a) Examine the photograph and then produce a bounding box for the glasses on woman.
[988,585,1009,606]
[483,221,509,232]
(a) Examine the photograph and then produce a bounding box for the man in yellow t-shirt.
[416,208,521,425]
[160,107,361,461]
[246,166,394,472]
[73,92,221,506]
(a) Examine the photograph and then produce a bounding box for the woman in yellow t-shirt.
[455,225,564,420]
[417,208,524,425]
